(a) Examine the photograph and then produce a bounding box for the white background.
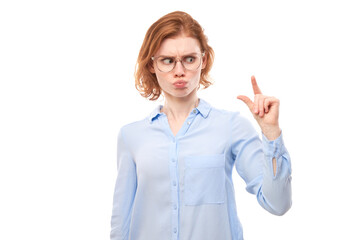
[1,0,359,239]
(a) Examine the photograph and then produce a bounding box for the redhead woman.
[110,11,292,240]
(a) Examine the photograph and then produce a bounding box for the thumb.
[237,95,254,111]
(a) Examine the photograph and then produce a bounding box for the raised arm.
[234,76,292,215]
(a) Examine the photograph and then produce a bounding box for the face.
[150,34,206,100]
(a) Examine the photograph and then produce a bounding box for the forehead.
[156,36,201,56]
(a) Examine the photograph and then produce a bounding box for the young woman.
[111,11,292,240]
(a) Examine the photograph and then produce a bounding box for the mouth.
[173,80,187,88]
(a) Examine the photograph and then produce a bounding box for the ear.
[201,52,207,70]
[148,62,156,74]
[149,66,155,74]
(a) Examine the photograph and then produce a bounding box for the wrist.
[262,125,281,141]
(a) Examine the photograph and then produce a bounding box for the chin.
[165,90,188,98]
[163,85,197,98]
[175,90,197,98]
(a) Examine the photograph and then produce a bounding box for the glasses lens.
[155,54,202,72]
[156,57,175,72]
[182,55,201,71]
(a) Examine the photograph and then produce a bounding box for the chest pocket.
[184,154,225,205]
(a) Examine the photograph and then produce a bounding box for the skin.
[237,76,281,141]
[151,34,280,176]
[150,33,206,136]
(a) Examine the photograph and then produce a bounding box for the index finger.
[251,75,262,95]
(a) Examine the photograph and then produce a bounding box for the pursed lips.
[173,80,187,88]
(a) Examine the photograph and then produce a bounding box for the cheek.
[155,73,170,87]
[190,70,202,84]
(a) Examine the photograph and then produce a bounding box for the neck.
[161,93,199,121]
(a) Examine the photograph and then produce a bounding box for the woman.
[111,11,292,240]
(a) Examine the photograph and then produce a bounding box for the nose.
[173,60,185,77]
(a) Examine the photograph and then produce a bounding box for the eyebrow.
[157,52,199,57]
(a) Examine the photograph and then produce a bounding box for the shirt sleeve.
[110,127,137,240]
[231,113,292,216]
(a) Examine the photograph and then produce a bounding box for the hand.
[237,76,281,140]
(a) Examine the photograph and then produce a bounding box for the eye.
[160,58,174,65]
[184,56,196,63]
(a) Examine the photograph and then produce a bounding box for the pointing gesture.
[237,76,281,140]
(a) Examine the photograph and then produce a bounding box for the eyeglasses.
[151,52,205,73]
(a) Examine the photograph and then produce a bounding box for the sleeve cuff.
[262,131,285,160]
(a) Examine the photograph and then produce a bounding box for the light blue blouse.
[110,98,292,240]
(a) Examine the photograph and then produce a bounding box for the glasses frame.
[151,52,205,73]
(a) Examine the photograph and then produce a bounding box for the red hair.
[135,11,215,100]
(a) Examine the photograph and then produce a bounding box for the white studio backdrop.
[1,0,359,239]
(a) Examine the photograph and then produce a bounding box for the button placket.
[168,111,198,239]
[169,141,179,240]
